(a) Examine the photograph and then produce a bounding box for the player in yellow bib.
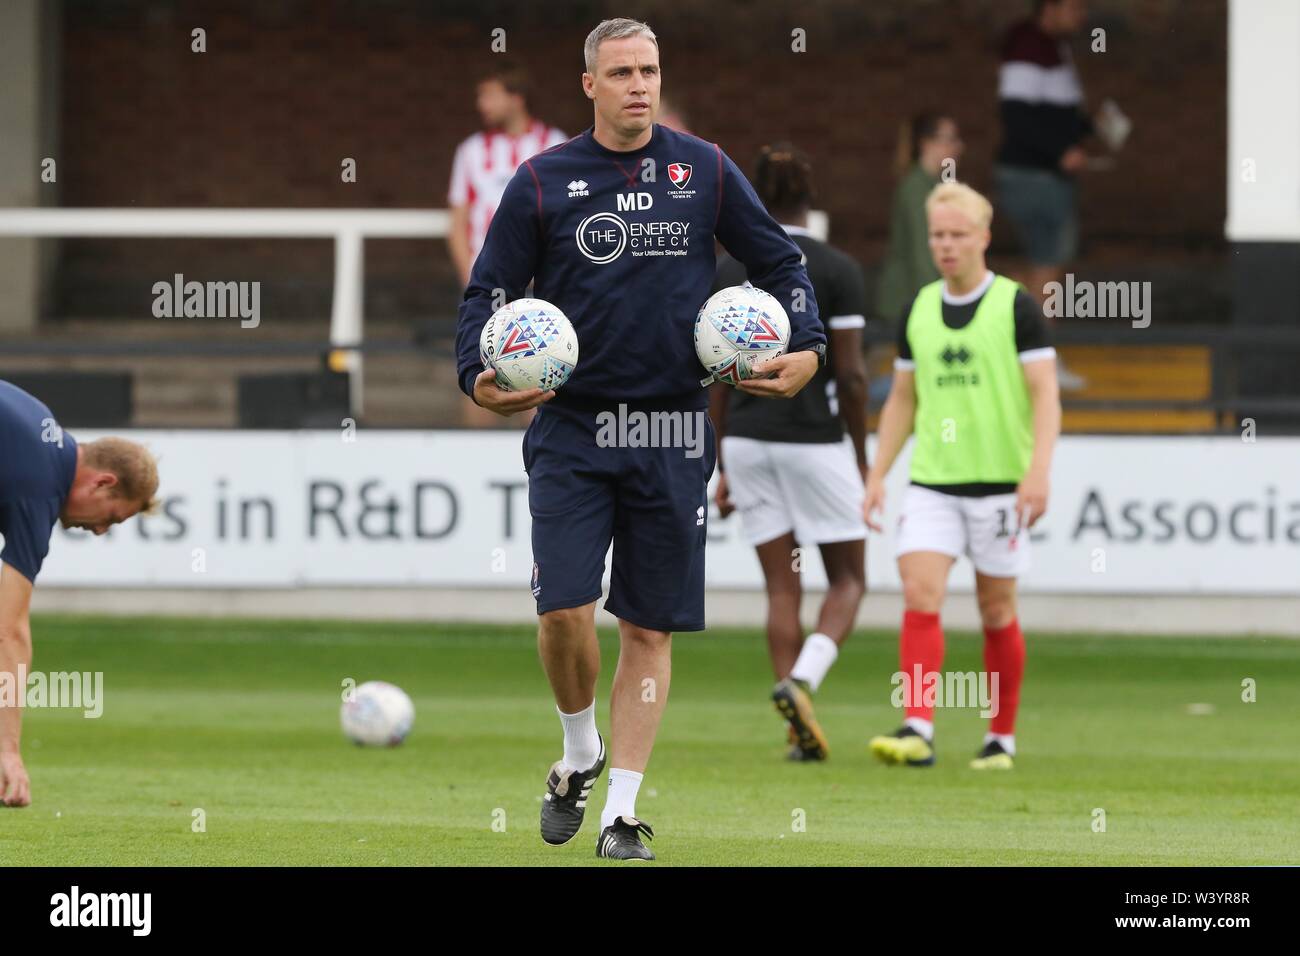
[863,182,1061,770]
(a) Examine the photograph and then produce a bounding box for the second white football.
[694,285,791,385]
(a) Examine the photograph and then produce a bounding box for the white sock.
[557,702,601,772]
[984,732,1016,756]
[600,768,643,830]
[904,716,934,741]
[789,632,839,692]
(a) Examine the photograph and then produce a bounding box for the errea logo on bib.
[936,344,979,387]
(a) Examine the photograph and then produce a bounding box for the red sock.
[900,610,944,723]
[984,618,1026,735]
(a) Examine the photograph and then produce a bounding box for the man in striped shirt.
[994,0,1093,390]
[447,62,567,287]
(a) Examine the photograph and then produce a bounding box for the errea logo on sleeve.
[566,180,589,198]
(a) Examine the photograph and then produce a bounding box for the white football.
[694,285,791,385]
[483,298,579,392]
[341,680,415,747]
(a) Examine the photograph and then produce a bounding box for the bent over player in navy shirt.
[0,380,159,807]
[454,18,826,860]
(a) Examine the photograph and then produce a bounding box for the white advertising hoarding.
[18,431,1300,595]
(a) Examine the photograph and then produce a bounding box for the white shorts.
[894,484,1030,577]
[722,436,867,547]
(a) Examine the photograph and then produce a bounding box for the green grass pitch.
[3,614,1297,866]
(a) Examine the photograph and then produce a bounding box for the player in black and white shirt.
[709,143,869,761]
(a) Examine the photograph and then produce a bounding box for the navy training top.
[455,123,825,410]
[0,380,79,582]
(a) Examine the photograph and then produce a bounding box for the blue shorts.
[522,401,717,632]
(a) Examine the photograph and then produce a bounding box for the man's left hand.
[735,350,819,398]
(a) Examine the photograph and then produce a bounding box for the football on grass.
[341,681,415,747]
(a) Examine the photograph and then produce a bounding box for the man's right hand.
[1060,146,1088,174]
[472,368,555,417]
[863,479,887,533]
[1,751,30,807]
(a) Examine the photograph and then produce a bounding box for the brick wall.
[54,0,1227,320]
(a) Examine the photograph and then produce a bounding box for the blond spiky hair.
[925,181,994,230]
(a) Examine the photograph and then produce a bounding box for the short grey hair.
[583,18,658,74]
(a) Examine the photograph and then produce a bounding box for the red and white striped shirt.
[448,120,568,259]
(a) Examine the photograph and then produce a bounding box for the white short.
[894,484,1030,577]
[722,436,866,547]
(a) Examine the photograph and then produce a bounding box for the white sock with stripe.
[557,701,601,772]
[600,768,643,831]
[789,632,839,692]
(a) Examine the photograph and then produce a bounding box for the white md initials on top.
[617,192,654,211]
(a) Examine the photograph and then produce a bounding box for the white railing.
[0,208,451,415]
[0,207,831,416]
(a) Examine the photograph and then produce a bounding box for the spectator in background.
[995,0,1093,390]
[447,62,567,288]
[448,62,566,426]
[655,95,691,134]
[874,113,964,404]
[876,113,964,323]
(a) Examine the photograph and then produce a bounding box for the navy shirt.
[455,124,825,410]
[0,380,78,582]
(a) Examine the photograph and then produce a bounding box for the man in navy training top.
[455,17,827,861]
[0,379,160,807]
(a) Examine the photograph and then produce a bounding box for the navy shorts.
[522,401,717,632]
[995,164,1078,267]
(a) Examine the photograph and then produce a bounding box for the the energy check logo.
[576,212,628,264]
[575,211,691,264]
